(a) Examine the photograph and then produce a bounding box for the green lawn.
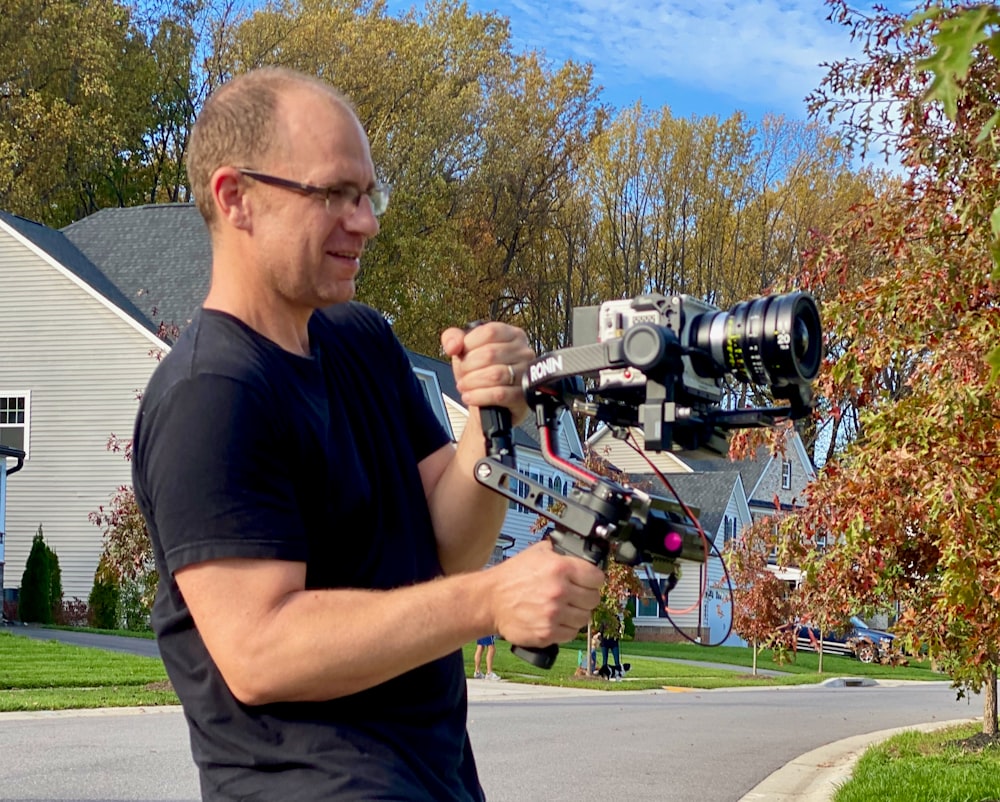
[1,629,946,711]
[0,631,176,711]
[832,723,1000,802]
[467,636,945,691]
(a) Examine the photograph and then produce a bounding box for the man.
[132,67,604,801]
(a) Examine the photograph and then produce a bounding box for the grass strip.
[833,723,1000,802]
[0,631,167,688]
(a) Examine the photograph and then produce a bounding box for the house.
[0,210,167,602]
[587,409,817,644]
[0,204,584,602]
[0,444,26,609]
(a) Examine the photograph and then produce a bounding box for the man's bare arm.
[174,542,603,705]
[422,322,534,572]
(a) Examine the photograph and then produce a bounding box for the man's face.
[248,87,381,310]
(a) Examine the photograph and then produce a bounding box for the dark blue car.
[793,616,896,663]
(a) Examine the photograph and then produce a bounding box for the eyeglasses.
[237,169,390,217]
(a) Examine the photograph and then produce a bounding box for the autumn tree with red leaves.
[722,516,795,675]
[784,0,1000,734]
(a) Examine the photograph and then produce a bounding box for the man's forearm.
[180,561,495,706]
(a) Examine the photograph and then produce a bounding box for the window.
[635,577,671,618]
[781,459,792,490]
[0,393,29,458]
[723,516,737,545]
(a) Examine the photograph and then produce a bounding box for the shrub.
[624,598,637,640]
[19,525,61,624]
[86,558,153,632]
[58,598,89,627]
[88,557,120,629]
[49,551,63,623]
[117,575,152,631]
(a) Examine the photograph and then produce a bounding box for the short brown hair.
[186,67,353,225]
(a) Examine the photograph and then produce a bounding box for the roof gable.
[0,209,160,342]
[635,470,746,537]
[61,203,211,331]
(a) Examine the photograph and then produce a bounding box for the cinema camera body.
[473,290,823,667]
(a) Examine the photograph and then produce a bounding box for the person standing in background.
[473,635,499,680]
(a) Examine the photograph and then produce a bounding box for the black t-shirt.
[132,304,482,801]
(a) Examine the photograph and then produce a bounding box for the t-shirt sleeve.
[135,373,308,576]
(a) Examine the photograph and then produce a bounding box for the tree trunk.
[984,669,998,736]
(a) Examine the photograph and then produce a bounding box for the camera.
[473,289,823,667]
[558,290,822,453]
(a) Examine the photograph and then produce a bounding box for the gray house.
[0,210,166,600]
[0,204,584,602]
[588,405,816,644]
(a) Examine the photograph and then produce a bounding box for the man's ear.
[212,167,252,231]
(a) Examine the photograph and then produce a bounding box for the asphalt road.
[0,627,976,801]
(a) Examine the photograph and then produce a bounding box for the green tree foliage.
[18,525,62,624]
[784,0,1000,734]
[88,557,122,630]
[0,0,147,225]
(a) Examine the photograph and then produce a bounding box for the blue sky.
[389,1,917,124]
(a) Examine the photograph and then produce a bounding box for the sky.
[388,0,917,125]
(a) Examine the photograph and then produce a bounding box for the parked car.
[791,616,896,663]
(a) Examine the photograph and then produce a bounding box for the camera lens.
[689,291,822,387]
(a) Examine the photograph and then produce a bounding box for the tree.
[0,0,149,225]
[18,525,62,624]
[911,1,1000,370]
[791,0,1000,735]
[89,438,158,616]
[722,516,795,675]
[88,557,122,630]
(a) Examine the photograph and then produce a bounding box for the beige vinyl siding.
[0,232,162,600]
[444,397,467,442]
[588,427,693,474]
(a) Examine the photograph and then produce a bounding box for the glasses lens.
[369,184,389,216]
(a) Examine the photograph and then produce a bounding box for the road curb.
[738,718,979,801]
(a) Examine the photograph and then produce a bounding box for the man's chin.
[320,281,356,306]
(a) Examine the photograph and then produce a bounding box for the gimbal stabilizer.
[473,290,822,668]
[474,390,706,668]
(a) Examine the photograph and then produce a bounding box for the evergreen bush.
[88,558,120,630]
[19,525,61,623]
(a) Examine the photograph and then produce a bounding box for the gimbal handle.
[465,321,517,468]
[509,529,609,669]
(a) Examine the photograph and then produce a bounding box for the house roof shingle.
[56,203,546,450]
[632,470,744,537]
[61,203,211,332]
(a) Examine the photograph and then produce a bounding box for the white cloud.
[486,0,863,113]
